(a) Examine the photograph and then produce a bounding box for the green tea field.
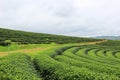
[0,28,120,80]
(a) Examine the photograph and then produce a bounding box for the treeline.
[0,28,101,46]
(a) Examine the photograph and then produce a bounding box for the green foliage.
[80,40,120,51]
[1,33,120,80]
[0,43,56,52]
[33,45,120,80]
[0,28,101,46]
[0,40,12,46]
[97,40,120,46]
[0,53,42,80]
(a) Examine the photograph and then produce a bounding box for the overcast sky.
[0,0,120,37]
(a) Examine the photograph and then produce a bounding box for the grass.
[0,41,102,58]
[0,44,57,52]
[0,43,58,58]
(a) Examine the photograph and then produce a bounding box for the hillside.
[1,40,120,80]
[0,28,120,80]
[0,28,100,45]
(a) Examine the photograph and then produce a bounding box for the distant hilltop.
[94,36,120,40]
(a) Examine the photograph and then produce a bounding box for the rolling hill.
[0,28,100,45]
[94,36,120,40]
[1,28,120,80]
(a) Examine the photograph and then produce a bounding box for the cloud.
[0,0,120,37]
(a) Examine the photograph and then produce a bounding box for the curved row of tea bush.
[54,47,120,77]
[33,45,120,80]
[0,53,42,80]
[1,40,120,80]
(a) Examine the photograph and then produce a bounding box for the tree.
[4,40,12,46]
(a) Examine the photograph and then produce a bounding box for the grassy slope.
[0,44,58,58]
[0,28,101,44]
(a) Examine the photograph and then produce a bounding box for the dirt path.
[0,47,47,57]
[0,40,107,57]
[86,40,107,44]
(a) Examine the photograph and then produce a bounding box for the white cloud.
[0,0,120,37]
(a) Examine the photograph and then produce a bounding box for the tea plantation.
[0,28,120,80]
[0,40,120,80]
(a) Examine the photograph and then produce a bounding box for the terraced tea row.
[1,41,120,80]
[0,53,42,80]
[34,45,120,80]
[53,47,120,78]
